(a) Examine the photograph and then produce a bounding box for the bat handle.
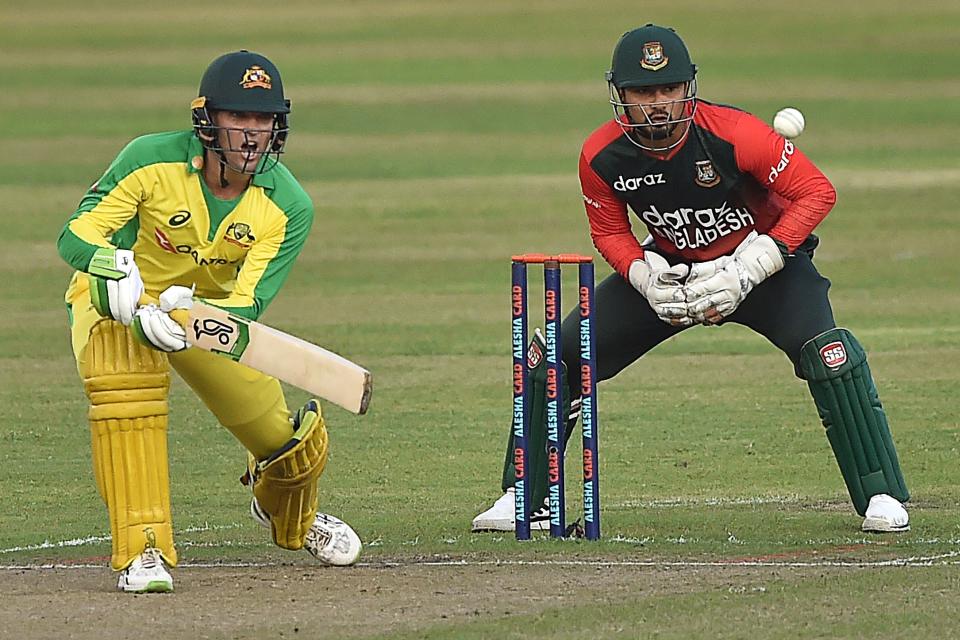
[137,294,190,328]
[169,309,190,327]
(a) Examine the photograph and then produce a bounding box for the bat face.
[174,302,372,415]
[190,314,250,361]
[194,318,236,346]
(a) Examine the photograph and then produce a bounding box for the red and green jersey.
[58,130,313,319]
[579,100,837,277]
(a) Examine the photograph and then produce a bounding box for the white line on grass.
[404,552,960,568]
[0,522,242,554]
[3,551,960,571]
[5,520,959,571]
[609,495,807,509]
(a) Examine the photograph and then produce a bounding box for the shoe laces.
[307,524,333,549]
[140,547,163,570]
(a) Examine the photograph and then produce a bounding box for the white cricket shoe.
[304,513,363,566]
[117,546,173,593]
[251,498,362,566]
[861,494,910,532]
[471,487,550,532]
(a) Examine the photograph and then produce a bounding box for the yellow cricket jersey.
[58,130,314,320]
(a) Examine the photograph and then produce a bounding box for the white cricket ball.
[773,107,805,139]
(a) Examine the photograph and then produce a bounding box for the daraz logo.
[768,140,795,184]
[613,173,666,191]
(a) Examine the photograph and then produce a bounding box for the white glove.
[628,251,693,326]
[158,285,195,313]
[87,248,144,325]
[131,285,194,352]
[685,232,785,323]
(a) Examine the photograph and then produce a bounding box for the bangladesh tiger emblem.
[640,41,668,71]
[695,160,720,188]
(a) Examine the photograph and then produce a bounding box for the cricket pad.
[500,331,571,516]
[82,320,177,570]
[246,400,329,550]
[799,327,909,515]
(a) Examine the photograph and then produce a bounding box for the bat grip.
[137,294,190,329]
[169,309,190,327]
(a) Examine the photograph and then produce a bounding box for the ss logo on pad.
[819,342,847,369]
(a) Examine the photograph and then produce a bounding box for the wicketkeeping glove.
[131,285,195,352]
[87,247,144,326]
[628,250,693,327]
[685,232,785,323]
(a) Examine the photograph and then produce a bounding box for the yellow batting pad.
[251,401,329,550]
[82,320,177,570]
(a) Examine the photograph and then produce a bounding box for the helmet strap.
[218,157,229,189]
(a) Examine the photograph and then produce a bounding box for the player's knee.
[82,320,170,418]
[798,327,865,382]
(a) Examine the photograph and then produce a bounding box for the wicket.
[511,253,600,541]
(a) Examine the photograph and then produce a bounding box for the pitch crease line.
[4,551,960,571]
[0,523,242,554]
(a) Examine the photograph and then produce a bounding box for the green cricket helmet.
[605,25,698,151]
[191,50,290,175]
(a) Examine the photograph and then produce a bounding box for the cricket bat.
[169,302,372,415]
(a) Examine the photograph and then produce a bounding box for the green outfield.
[2,1,959,638]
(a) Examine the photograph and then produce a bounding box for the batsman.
[474,24,910,534]
[57,51,362,593]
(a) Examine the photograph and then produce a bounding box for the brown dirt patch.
[3,559,826,640]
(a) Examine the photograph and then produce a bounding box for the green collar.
[252,167,275,190]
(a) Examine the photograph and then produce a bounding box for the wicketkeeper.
[474,24,910,534]
[57,51,362,593]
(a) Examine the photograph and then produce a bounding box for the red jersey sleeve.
[579,149,644,278]
[733,113,837,251]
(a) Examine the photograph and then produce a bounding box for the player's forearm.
[227,235,307,320]
[591,231,644,278]
[768,183,837,252]
[197,295,262,321]
[57,221,112,271]
[584,192,643,278]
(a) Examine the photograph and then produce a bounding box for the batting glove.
[131,285,194,352]
[87,247,144,326]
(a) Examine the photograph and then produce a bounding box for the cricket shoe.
[861,494,910,533]
[117,546,173,593]
[304,513,363,566]
[471,487,550,532]
[251,498,362,566]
